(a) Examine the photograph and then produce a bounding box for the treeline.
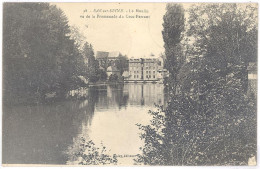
[137,3,257,165]
[3,3,103,104]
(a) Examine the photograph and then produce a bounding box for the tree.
[162,3,185,92]
[115,54,128,75]
[69,25,87,52]
[136,3,257,166]
[187,3,257,92]
[108,74,119,82]
[137,57,256,165]
[3,3,82,102]
[69,26,89,77]
[82,42,99,83]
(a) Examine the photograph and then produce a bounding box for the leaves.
[3,3,88,102]
[68,137,118,165]
[137,3,257,166]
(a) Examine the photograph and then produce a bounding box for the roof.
[96,51,109,59]
[108,51,120,58]
[96,51,121,59]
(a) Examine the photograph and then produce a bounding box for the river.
[3,83,168,165]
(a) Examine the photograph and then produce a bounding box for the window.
[134,75,136,78]
[137,71,139,73]
[134,71,136,73]
[153,75,155,78]
[153,71,155,74]
[146,75,148,78]
[137,75,139,78]
[146,71,148,74]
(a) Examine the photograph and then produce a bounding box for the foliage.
[115,54,129,75]
[135,106,167,165]
[68,137,118,165]
[162,3,185,91]
[108,74,119,82]
[97,69,108,81]
[187,3,257,91]
[69,25,87,51]
[98,57,110,72]
[137,62,256,165]
[3,3,88,103]
[82,42,100,83]
[136,3,257,166]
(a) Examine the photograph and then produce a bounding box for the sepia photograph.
[2,1,258,166]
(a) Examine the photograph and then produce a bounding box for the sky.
[53,3,167,58]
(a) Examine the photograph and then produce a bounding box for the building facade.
[96,51,121,71]
[128,58,162,81]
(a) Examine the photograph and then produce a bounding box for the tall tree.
[82,42,99,82]
[162,3,185,92]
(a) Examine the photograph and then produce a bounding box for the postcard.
[2,2,258,166]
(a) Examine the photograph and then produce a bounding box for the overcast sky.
[53,3,167,58]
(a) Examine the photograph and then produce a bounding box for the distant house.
[96,51,109,70]
[128,57,161,81]
[107,65,120,78]
[122,71,130,80]
[157,69,169,82]
[108,51,120,61]
[247,62,257,97]
[96,51,109,60]
[96,51,121,70]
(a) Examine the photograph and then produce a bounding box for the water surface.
[3,83,168,165]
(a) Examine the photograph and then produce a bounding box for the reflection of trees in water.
[66,84,167,165]
[94,84,129,110]
[3,98,96,164]
[89,83,166,110]
[110,84,129,110]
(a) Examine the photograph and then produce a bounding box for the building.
[96,51,122,79]
[107,65,120,78]
[247,62,257,98]
[122,71,130,80]
[96,51,121,70]
[128,57,162,82]
[157,69,169,83]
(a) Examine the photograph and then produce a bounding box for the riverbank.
[3,80,125,106]
[3,83,166,165]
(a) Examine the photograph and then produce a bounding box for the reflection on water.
[3,83,168,165]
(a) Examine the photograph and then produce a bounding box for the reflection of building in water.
[125,84,166,107]
[92,84,166,110]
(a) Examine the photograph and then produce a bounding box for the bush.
[108,74,119,82]
[67,137,118,165]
